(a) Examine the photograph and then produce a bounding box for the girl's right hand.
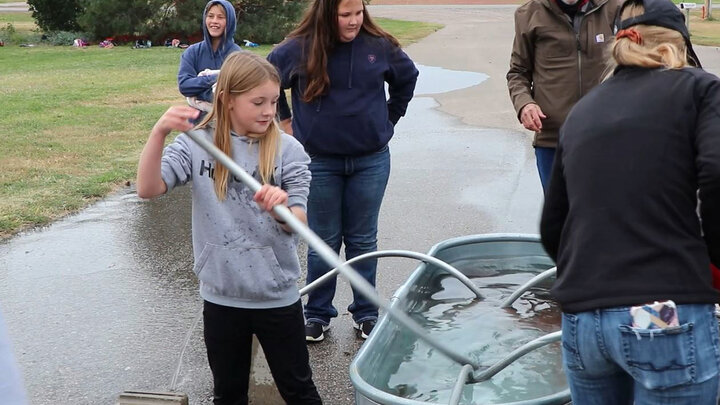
[253,184,288,214]
[152,106,200,137]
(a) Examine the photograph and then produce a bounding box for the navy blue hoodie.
[268,32,418,156]
[178,0,241,102]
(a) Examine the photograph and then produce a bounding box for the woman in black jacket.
[540,0,720,402]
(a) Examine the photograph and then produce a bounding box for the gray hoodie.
[161,128,311,309]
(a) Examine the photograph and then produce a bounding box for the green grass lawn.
[0,11,34,35]
[659,2,720,46]
[375,17,443,44]
[687,14,720,46]
[661,1,720,46]
[0,46,185,235]
[0,15,441,238]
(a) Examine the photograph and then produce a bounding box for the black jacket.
[541,66,720,313]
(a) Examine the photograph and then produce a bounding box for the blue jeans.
[562,304,720,405]
[535,146,556,194]
[304,146,391,325]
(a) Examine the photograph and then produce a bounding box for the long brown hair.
[197,51,282,201]
[285,0,400,102]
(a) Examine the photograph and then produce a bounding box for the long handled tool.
[117,391,188,405]
[120,129,484,404]
[184,129,567,388]
[123,129,562,404]
[183,129,481,369]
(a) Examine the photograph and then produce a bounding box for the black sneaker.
[353,319,377,339]
[305,321,329,342]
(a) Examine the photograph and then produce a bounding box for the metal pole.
[448,364,474,405]
[708,0,713,20]
[469,331,562,383]
[183,129,481,370]
[299,250,484,299]
[499,267,556,308]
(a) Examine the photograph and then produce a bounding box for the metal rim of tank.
[349,233,571,405]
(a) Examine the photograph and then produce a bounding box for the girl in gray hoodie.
[137,51,322,404]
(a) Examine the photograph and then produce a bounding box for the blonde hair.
[197,51,282,201]
[612,3,689,69]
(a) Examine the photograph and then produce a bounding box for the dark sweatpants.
[203,300,322,405]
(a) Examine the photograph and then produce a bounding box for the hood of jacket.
[202,0,238,54]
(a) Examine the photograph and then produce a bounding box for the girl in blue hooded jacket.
[178,0,241,118]
[267,0,418,342]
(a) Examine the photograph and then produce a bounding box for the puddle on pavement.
[414,64,489,95]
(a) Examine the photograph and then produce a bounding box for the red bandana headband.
[616,28,643,45]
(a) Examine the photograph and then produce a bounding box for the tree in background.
[153,0,309,46]
[27,0,83,32]
[151,0,308,46]
[27,0,308,44]
[78,0,165,40]
[234,0,307,44]
[149,0,207,43]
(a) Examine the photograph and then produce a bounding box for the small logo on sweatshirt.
[595,34,605,43]
[368,54,376,64]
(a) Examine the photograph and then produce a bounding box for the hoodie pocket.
[337,112,388,151]
[194,243,294,300]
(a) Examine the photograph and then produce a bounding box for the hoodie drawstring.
[349,40,354,89]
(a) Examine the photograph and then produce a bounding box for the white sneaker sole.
[353,322,372,339]
[306,324,330,342]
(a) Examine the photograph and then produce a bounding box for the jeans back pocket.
[618,323,696,390]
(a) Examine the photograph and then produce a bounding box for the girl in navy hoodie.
[267,0,418,342]
[178,0,241,119]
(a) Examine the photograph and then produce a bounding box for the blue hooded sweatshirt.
[178,0,241,103]
[268,32,418,156]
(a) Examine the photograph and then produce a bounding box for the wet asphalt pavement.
[3,4,720,405]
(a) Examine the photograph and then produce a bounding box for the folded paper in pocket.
[630,300,679,329]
